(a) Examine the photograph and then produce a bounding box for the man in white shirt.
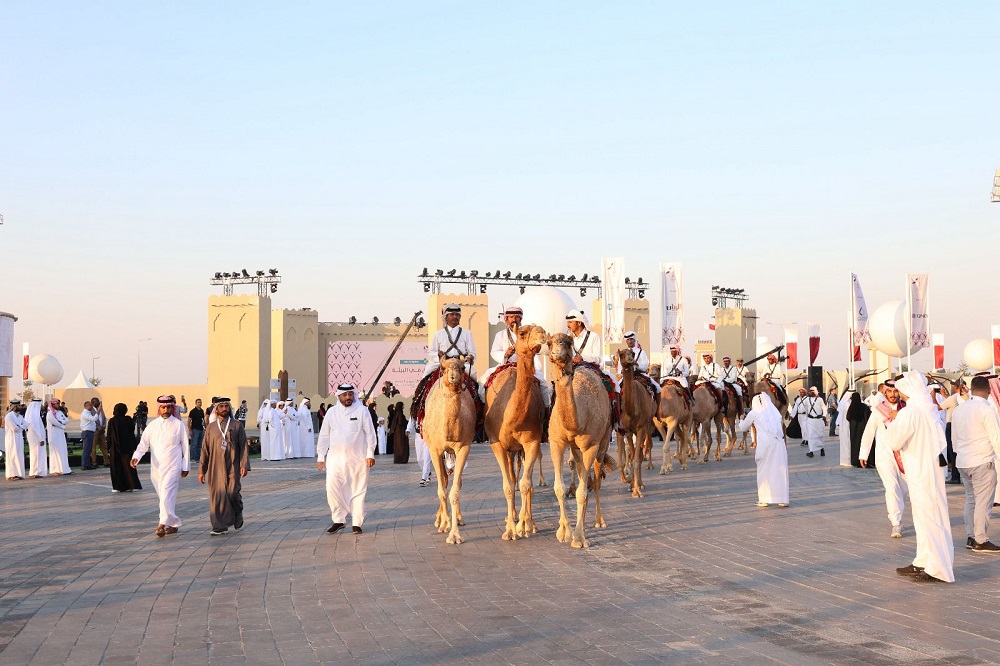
[789,388,808,448]
[735,358,752,385]
[426,304,477,379]
[941,381,969,484]
[25,399,47,478]
[662,345,691,389]
[482,305,550,404]
[317,384,377,535]
[951,375,1000,552]
[800,387,828,458]
[4,399,27,480]
[719,356,744,413]
[615,331,660,397]
[80,401,99,471]
[565,310,602,365]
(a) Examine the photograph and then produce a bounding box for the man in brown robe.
[198,398,250,535]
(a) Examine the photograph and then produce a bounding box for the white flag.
[601,257,626,344]
[851,273,871,345]
[907,273,930,349]
[660,262,684,347]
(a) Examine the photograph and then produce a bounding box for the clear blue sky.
[2,2,998,387]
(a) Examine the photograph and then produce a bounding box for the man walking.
[187,398,206,464]
[316,384,376,535]
[25,399,47,478]
[131,395,190,537]
[80,401,98,470]
[4,399,27,480]
[91,398,108,467]
[198,398,250,536]
[951,376,1000,553]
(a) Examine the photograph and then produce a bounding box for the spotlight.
[417,317,426,328]
[256,270,265,276]
[469,270,478,277]
[503,271,511,278]
[568,275,575,281]
[479,284,487,294]
[515,273,523,280]
[581,273,588,281]
[638,277,644,285]
[638,290,646,298]
[435,269,444,276]
[592,276,600,282]
[712,298,718,306]
[447,269,456,276]
[519,286,526,294]
[423,283,430,293]
[214,272,222,279]
[269,284,277,293]
[269,268,278,275]
[557,274,565,281]
[548,274,557,280]
[421,267,429,277]
[459,271,466,278]
[393,317,402,326]
[242,269,250,278]
[223,272,231,278]
[532,274,540,280]
[580,288,587,297]
[373,316,379,324]
[349,316,357,325]
[625,277,630,284]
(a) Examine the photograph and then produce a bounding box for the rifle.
[740,345,785,368]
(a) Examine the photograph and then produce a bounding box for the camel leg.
[550,442,571,543]
[714,415,725,462]
[593,453,607,528]
[617,431,630,484]
[490,442,518,541]
[723,414,736,457]
[516,441,541,537]
[446,445,471,544]
[644,430,654,470]
[698,423,709,464]
[430,449,451,534]
[572,446,597,548]
[631,429,644,498]
[536,446,547,487]
[654,418,673,474]
[677,423,689,470]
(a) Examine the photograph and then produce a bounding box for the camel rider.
[719,356,744,413]
[565,310,603,366]
[663,345,691,386]
[697,353,723,389]
[426,304,477,380]
[759,353,788,404]
[481,306,550,404]
[615,331,661,397]
[735,358,752,385]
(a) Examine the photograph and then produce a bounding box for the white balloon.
[28,354,64,385]
[963,338,994,371]
[513,286,578,338]
[868,301,909,358]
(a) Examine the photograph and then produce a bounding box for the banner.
[808,323,820,366]
[933,333,945,370]
[784,328,798,370]
[326,340,429,397]
[0,315,13,378]
[907,273,930,349]
[993,325,1000,368]
[22,342,29,381]
[601,257,626,344]
[851,273,871,346]
[659,262,684,347]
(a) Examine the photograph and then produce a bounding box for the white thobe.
[427,325,477,377]
[283,407,299,457]
[663,354,690,388]
[836,392,855,467]
[790,396,808,441]
[570,328,603,365]
[736,365,751,384]
[25,402,48,477]
[738,411,789,504]
[297,405,315,458]
[697,362,723,389]
[267,409,285,461]
[4,410,27,478]
[317,400,377,526]
[408,417,432,480]
[883,398,954,583]
[860,400,908,526]
[47,409,72,474]
[132,415,190,528]
[801,396,826,452]
[720,365,743,396]
[256,405,276,461]
[759,362,785,386]
[482,327,551,403]
[376,425,387,456]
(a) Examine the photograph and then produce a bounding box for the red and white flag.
[784,328,798,369]
[907,273,930,349]
[808,324,820,366]
[992,325,1000,369]
[22,342,29,382]
[933,334,945,370]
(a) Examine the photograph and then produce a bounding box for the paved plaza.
[2,434,1000,665]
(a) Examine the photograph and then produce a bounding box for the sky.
[2,2,998,388]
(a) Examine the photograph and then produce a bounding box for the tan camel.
[690,382,725,463]
[547,333,614,548]
[615,348,657,498]
[717,387,742,457]
[420,356,477,544]
[484,324,548,540]
[652,380,693,473]
[750,379,789,443]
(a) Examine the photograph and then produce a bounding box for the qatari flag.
[808,324,820,366]
[784,328,798,370]
[993,325,1000,368]
[933,334,944,370]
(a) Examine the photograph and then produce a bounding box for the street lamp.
[137,338,152,386]
[92,356,100,380]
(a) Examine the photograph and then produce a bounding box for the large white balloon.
[513,286,578,337]
[868,300,923,359]
[28,354,64,385]
[963,339,995,372]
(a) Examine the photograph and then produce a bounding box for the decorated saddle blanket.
[410,367,484,434]
[634,373,659,402]
[696,381,725,410]
[661,379,693,412]
[483,362,540,392]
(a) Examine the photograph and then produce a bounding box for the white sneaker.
[891,524,902,538]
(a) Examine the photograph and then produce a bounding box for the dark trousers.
[81,431,95,469]
[946,423,959,479]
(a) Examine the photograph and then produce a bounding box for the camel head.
[440,355,469,392]
[515,324,548,357]
[616,347,636,370]
[546,333,574,371]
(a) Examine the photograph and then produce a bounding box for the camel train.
[416,326,791,548]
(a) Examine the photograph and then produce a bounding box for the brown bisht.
[199,417,251,530]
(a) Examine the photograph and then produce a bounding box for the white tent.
[66,370,96,389]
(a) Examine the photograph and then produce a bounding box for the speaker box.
[807,366,824,393]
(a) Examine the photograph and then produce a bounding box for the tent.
[66,370,96,389]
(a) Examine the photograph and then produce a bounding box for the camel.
[547,333,614,548]
[420,355,477,544]
[717,387,743,457]
[615,348,657,498]
[751,379,789,443]
[484,324,549,540]
[690,382,725,463]
[652,380,693,473]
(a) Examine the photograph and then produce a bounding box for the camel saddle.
[573,361,621,429]
[410,366,485,435]
[723,384,742,413]
[696,380,727,412]
[634,373,659,403]
[483,362,539,392]
[764,379,788,407]
[661,378,693,412]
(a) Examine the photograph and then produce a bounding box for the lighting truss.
[211,269,281,297]
[710,285,749,308]
[417,268,648,299]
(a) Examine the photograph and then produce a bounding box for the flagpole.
[905,275,913,372]
[849,272,856,387]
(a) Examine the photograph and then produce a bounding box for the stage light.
[532,274,540,280]
[548,274,557,280]
[515,273,522,280]
[638,290,645,298]
[469,270,478,277]
[503,271,511,278]
[592,276,600,282]
[423,283,430,292]
[417,317,426,328]
[270,284,277,293]
[256,270,265,276]
[242,269,250,278]
[223,272,231,278]
[479,284,487,294]
[214,272,222,279]
[447,269,456,276]
[373,316,379,324]
[393,317,402,326]
[421,267,429,277]
[269,268,278,275]
[581,273,588,281]
[580,288,587,297]
[459,271,466,278]
[712,298,718,306]
[435,269,443,276]
[519,286,526,294]
[568,275,575,281]
[349,316,357,325]
[625,277,631,284]
[637,277,644,285]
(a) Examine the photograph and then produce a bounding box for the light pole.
[137,339,151,386]
[92,357,100,381]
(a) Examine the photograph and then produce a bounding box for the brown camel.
[420,355,477,544]
[615,348,657,498]
[652,380,693,473]
[717,386,743,457]
[690,382,725,463]
[484,324,548,540]
[750,379,789,444]
[547,333,614,548]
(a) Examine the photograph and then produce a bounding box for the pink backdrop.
[327,340,429,397]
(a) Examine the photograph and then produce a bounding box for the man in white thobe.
[951,375,1000,552]
[882,371,954,583]
[131,395,190,537]
[758,354,785,386]
[267,401,285,461]
[256,400,275,461]
[735,358,752,385]
[719,356,744,413]
[860,381,909,537]
[696,353,723,389]
[426,304,477,379]
[615,331,661,397]
[282,401,299,458]
[317,383,377,535]
[376,417,387,456]
[662,345,691,387]
[801,387,827,457]
[25,399,48,478]
[482,305,550,403]
[566,310,603,365]
[789,388,808,447]
[738,393,789,506]
[297,397,315,458]
[4,400,27,480]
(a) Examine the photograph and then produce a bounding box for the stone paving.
[2,434,1000,665]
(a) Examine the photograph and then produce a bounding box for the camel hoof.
[571,538,589,549]
[594,519,606,528]
[458,519,466,526]
[538,480,547,487]
[680,463,689,470]
[698,459,707,465]
[556,526,571,543]
[446,533,464,545]
[660,466,670,475]
[632,489,643,498]
[501,530,516,541]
